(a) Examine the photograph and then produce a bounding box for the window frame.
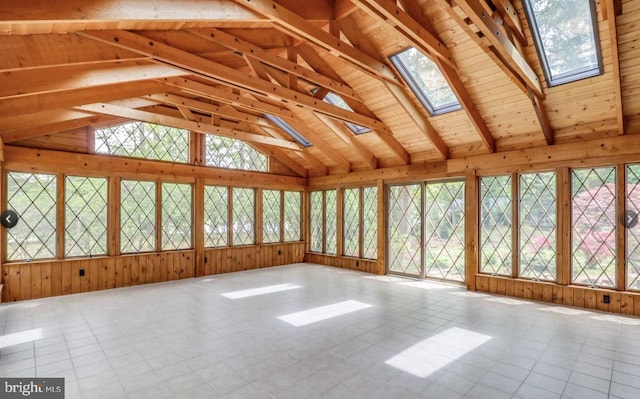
[64,175,109,258]
[389,47,462,116]
[522,0,603,87]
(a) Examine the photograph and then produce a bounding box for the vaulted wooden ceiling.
[0,0,635,177]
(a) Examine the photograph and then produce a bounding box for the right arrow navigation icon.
[0,210,19,229]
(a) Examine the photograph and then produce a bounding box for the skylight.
[264,114,313,147]
[389,47,461,116]
[322,92,371,134]
[523,0,602,86]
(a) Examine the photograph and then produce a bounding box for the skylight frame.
[389,47,461,116]
[321,92,372,135]
[522,0,603,87]
[264,114,313,147]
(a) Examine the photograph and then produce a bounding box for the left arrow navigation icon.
[1,210,19,228]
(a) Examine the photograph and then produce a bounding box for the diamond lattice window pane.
[424,181,466,282]
[206,135,267,172]
[204,186,228,248]
[519,172,557,281]
[65,176,108,257]
[232,188,255,246]
[95,122,188,163]
[362,187,378,260]
[7,172,57,261]
[388,184,422,276]
[571,167,616,288]
[480,176,512,276]
[263,190,281,244]
[325,190,337,255]
[343,188,360,257]
[310,191,323,252]
[121,180,156,253]
[627,165,640,290]
[162,183,192,250]
[284,191,301,242]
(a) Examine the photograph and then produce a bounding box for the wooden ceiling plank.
[605,0,624,135]
[229,0,399,84]
[260,124,329,174]
[75,102,301,150]
[255,144,309,177]
[78,29,390,132]
[190,28,361,101]
[452,0,543,98]
[351,0,455,68]
[0,62,188,100]
[0,109,94,132]
[0,0,262,35]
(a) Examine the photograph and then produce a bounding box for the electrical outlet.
[603,294,610,304]
[278,250,282,255]
[356,261,359,267]
[79,269,85,277]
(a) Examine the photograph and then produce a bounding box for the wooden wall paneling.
[620,293,634,315]
[523,281,533,300]
[166,252,174,281]
[505,279,515,297]
[4,265,17,302]
[107,257,116,289]
[488,276,498,294]
[609,292,621,313]
[542,284,553,303]
[184,251,194,278]
[130,255,139,286]
[98,258,108,290]
[634,295,640,317]
[122,256,131,287]
[50,262,61,297]
[61,261,72,295]
[552,285,563,304]
[531,282,543,301]
[514,280,524,298]
[152,253,160,283]
[563,286,574,307]
[194,178,205,277]
[574,287,586,308]
[584,289,597,310]
[158,252,167,282]
[30,263,42,299]
[89,259,99,291]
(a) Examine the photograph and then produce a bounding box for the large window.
[519,172,557,281]
[480,176,513,276]
[627,165,640,290]
[95,122,189,163]
[6,172,57,261]
[204,186,229,248]
[263,190,281,244]
[343,188,360,257]
[424,181,466,282]
[388,184,422,276]
[310,191,324,252]
[571,167,616,288]
[325,190,337,255]
[283,191,301,242]
[362,187,378,259]
[232,188,255,246]
[205,135,268,172]
[121,180,156,253]
[523,0,602,86]
[161,183,192,250]
[65,176,108,257]
[390,47,461,116]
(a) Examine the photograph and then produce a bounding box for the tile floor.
[1,263,640,398]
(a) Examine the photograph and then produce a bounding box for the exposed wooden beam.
[314,113,378,170]
[0,80,167,117]
[0,0,263,35]
[189,28,361,101]
[605,0,624,135]
[260,124,330,175]
[252,143,309,177]
[527,87,553,145]
[79,30,391,132]
[1,115,110,143]
[452,0,543,98]
[351,0,455,68]
[335,0,359,19]
[0,61,187,100]
[492,0,526,47]
[229,0,399,84]
[0,109,95,133]
[75,102,302,150]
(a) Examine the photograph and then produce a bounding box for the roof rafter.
[78,29,392,133]
[314,113,378,170]
[188,28,362,102]
[0,0,263,35]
